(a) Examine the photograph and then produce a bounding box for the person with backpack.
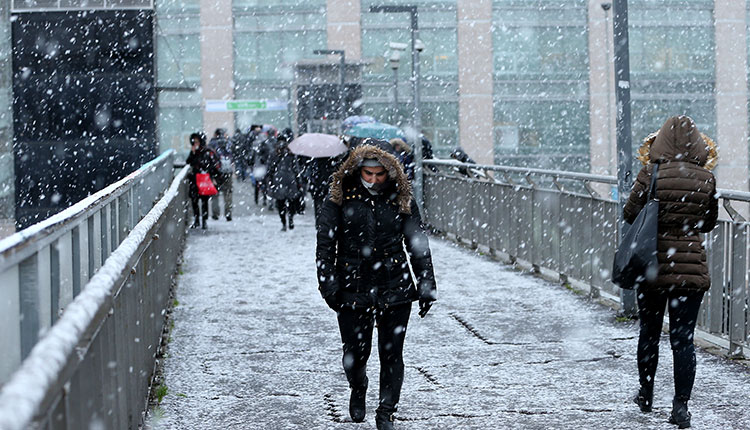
[208,128,234,221]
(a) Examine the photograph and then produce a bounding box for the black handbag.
[612,163,660,289]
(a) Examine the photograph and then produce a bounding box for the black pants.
[637,289,704,401]
[337,303,412,414]
[276,198,300,227]
[189,184,209,221]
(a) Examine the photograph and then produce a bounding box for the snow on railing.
[0,150,174,385]
[0,161,189,429]
[423,159,749,358]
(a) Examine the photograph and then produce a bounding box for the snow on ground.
[145,182,750,430]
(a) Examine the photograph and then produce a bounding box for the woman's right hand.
[324,295,339,311]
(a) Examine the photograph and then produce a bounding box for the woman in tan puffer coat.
[623,115,718,428]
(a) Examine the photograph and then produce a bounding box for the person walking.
[266,128,304,231]
[208,128,234,221]
[316,142,437,430]
[389,138,414,180]
[186,132,220,229]
[624,116,718,429]
[231,128,249,181]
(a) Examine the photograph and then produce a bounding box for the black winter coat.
[266,150,305,200]
[316,145,437,309]
[186,146,220,197]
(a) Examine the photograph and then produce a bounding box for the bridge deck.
[146,181,750,430]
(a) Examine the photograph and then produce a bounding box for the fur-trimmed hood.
[637,116,717,170]
[329,144,413,214]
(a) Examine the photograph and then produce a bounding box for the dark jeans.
[189,182,209,221]
[637,289,704,401]
[337,303,412,414]
[276,198,300,227]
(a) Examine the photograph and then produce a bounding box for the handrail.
[424,159,618,185]
[425,159,750,203]
[0,165,190,430]
[0,150,176,387]
[0,150,175,270]
[422,160,749,358]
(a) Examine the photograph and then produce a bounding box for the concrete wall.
[457,0,494,165]
[714,0,749,195]
[200,0,234,136]
[327,0,362,61]
[587,1,617,181]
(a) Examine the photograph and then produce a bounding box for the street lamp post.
[313,49,346,131]
[612,0,636,316]
[389,52,400,124]
[370,5,423,209]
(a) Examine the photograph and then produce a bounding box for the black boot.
[288,216,294,230]
[349,378,367,423]
[202,215,207,230]
[375,411,395,430]
[669,398,691,428]
[633,386,653,413]
[191,215,200,229]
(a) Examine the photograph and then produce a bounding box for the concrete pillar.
[714,0,749,194]
[0,0,14,231]
[588,1,617,189]
[200,0,234,136]
[457,0,494,165]
[326,0,362,60]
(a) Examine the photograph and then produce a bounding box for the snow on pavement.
[146,187,750,430]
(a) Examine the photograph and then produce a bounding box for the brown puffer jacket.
[623,116,719,292]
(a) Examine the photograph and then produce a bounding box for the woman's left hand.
[418,299,433,318]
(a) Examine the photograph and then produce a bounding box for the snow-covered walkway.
[146,182,750,430]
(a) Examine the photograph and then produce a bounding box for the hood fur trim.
[637,116,717,170]
[329,144,413,214]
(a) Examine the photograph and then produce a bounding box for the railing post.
[729,223,747,358]
[0,266,21,385]
[19,254,40,360]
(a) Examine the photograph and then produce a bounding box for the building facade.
[1,0,749,230]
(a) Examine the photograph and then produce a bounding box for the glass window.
[233,2,327,130]
[493,0,590,171]
[629,0,715,168]
[155,0,202,154]
[360,1,458,148]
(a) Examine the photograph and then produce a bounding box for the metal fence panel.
[421,160,749,357]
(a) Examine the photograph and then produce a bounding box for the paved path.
[146,181,750,430]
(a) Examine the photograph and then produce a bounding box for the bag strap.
[647,163,659,201]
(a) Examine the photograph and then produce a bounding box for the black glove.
[324,295,339,311]
[418,300,433,318]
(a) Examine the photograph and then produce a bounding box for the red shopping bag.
[196,173,218,196]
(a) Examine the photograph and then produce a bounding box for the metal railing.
[0,150,190,429]
[423,159,749,358]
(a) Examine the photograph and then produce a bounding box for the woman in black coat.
[316,143,437,430]
[266,130,305,231]
[186,132,220,229]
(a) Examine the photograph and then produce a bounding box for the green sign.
[206,99,287,112]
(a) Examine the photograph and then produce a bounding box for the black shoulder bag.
[612,163,660,289]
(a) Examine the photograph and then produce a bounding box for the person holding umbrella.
[316,142,437,430]
[287,132,349,225]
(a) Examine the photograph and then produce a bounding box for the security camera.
[414,39,425,52]
[389,42,408,51]
[601,3,611,11]
[389,51,401,69]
